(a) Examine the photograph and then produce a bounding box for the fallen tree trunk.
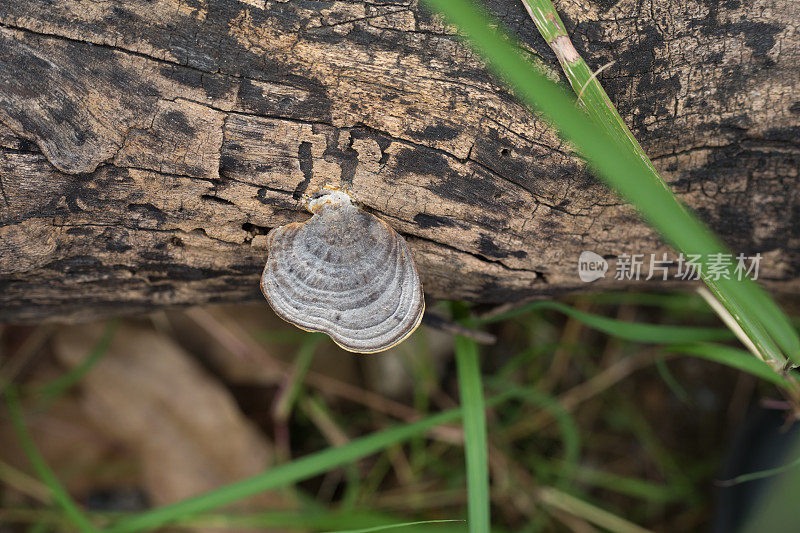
[0,0,798,322]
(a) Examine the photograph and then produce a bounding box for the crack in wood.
[0,0,797,320]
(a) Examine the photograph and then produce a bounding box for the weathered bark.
[0,0,797,322]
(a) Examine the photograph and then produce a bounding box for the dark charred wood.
[0,0,798,322]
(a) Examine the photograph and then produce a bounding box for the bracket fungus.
[261,187,425,353]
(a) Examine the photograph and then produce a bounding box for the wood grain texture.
[0,0,798,322]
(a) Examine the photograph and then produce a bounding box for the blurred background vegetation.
[2,292,799,532]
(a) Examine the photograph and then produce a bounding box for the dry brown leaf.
[52,322,285,511]
[0,395,133,498]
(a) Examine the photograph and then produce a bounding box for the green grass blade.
[489,381,580,486]
[519,0,800,366]
[584,292,710,313]
[654,357,691,404]
[454,336,490,533]
[34,320,118,405]
[420,0,798,367]
[274,333,325,420]
[494,342,557,381]
[664,344,791,387]
[610,403,699,503]
[537,487,652,533]
[478,300,734,344]
[0,508,469,532]
[541,460,680,503]
[704,284,784,368]
[740,430,800,533]
[325,519,466,533]
[738,281,800,360]
[719,455,800,487]
[4,387,98,533]
[103,388,526,533]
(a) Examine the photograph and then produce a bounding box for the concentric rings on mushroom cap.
[261,188,425,353]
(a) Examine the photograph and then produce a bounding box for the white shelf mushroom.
[261,187,425,353]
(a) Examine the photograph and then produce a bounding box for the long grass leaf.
[584,292,710,313]
[455,336,490,533]
[488,380,581,486]
[740,430,800,533]
[420,0,798,367]
[537,460,680,503]
[518,0,800,365]
[664,344,791,387]
[34,320,118,405]
[479,300,733,343]
[103,388,526,533]
[0,508,468,532]
[4,387,98,533]
[274,333,326,419]
[537,487,652,533]
[655,357,691,404]
[718,455,800,487]
[325,519,466,533]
